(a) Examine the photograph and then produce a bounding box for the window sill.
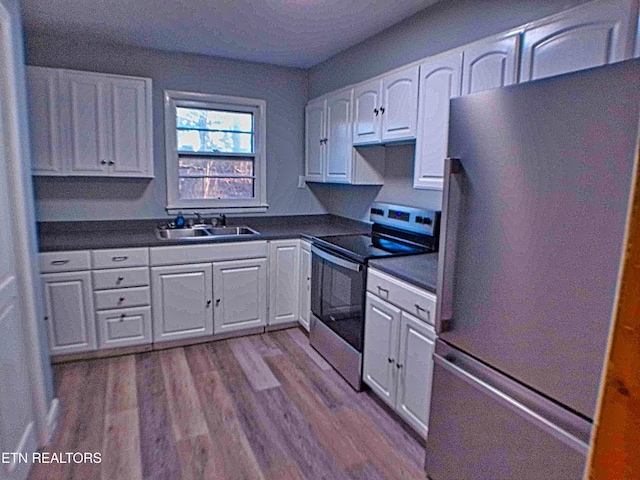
[166,204,269,215]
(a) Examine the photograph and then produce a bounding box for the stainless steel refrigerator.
[426,59,640,480]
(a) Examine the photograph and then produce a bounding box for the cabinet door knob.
[388,358,394,364]
[396,363,403,369]
[374,108,379,116]
[216,299,221,306]
[117,276,124,283]
[108,160,115,166]
[101,160,107,165]
[118,297,125,303]
[206,300,212,307]
[380,106,385,114]
[120,314,126,321]
[44,316,49,321]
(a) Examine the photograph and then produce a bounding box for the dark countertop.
[37,214,372,252]
[368,253,439,294]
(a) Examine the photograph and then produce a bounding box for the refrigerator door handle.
[434,353,590,455]
[435,157,461,333]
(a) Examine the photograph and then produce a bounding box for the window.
[165,90,267,212]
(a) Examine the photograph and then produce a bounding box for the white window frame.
[164,90,268,213]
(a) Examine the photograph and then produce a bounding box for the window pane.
[177,130,253,153]
[176,107,253,132]
[179,157,253,177]
[179,177,254,200]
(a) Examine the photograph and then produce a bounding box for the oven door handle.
[312,246,363,272]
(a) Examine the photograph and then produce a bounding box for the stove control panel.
[370,202,440,236]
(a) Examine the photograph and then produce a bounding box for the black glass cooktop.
[313,233,428,263]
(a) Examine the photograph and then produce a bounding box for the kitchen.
[3,2,637,478]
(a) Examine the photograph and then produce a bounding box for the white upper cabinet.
[304,98,326,181]
[27,67,65,175]
[381,65,420,142]
[352,65,419,145]
[352,79,382,145]
[520,0,637,82]
[62,70,110,175]
[325,89,354,183]
[27,66,153,177]
[305,88,385,185]
[462,34,520,95]
[414,52,463,190]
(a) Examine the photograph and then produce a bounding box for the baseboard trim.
[266,321,300,332]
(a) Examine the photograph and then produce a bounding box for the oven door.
[311,246,366,352]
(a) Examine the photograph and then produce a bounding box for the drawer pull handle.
[377,286,389,294]
[112,256,129,262]
[415,304,432,320]
[51,260,70,265]
[116,276,124,283]
[118,297,125,303]
[120,314,126,321]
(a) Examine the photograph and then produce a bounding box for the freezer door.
[425,341,590,480]
[437,59,640,419]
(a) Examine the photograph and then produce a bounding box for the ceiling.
[21,0,439,69]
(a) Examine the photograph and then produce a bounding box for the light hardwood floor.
[29,328,426,480]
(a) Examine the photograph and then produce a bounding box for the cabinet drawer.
[96,306,151,348]
[367,268,436,325]
[92,247,149,269]
[39,250,91,273]
[94,286,150,310]
[92,267,149,290]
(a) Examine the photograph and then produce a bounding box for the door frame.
[0,0,54,446]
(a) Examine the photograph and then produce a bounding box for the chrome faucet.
[216,214,227,227]
[194,212,205,225]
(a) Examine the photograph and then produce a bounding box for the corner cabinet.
[305,89,385,185]
[298,240,312,331]
[268,240,300,327]
[520,0,637,82]
[27,66,154,178]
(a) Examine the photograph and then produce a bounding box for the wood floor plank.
[336,408,424,480]
[102,409,143,480]
[287,328,331,371]
[160,348,208,441]
[68,358,109,480]
[266,353,367,471]
[105,355,137,414]
[249,333,283,358]
[136,351,182,480]
[229,337,280,391]
[176,434,218,480]
[184,346,265,480]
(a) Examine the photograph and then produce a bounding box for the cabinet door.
[352,79,382,145]
[298,241,312,331]
[107,77,152,177]
[42,271,96,354]
[381,65,419,142]
[414,52,463,190]
[213,258,267,334]
[26,66,65,175]
[396,312,436,438]
[325,89,354,183]
[61,71,110,175]
[151,263,213,342]
[520,0,636,82]
[462,35,520,95]
[363,293,401,408]
[305,98,325,182]
[269,240,300,326]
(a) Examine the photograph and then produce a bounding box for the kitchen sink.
[155,225,259,240]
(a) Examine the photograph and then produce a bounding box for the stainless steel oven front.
[309,245,366,391]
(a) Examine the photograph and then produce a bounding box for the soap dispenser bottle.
[175,211,185,229]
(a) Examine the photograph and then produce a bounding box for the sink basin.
[155,225,259,240]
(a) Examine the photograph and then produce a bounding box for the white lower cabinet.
[363,276,437,438]
[269,239,300,326]
[96,306,152,349]
[213,258,267,334]
[151,263,213,342]
[396,311,436,436]
[41,270,96,354]
[298,240,312,331]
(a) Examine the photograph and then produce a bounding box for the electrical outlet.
[298,175,306,188]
